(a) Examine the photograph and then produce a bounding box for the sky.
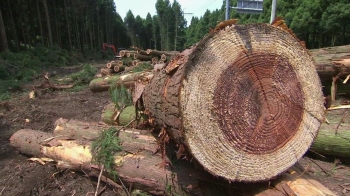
[114,0,224,25]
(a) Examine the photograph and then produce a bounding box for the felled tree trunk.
[311,109,350,157]
[100,68,115,76]
[9,124,335,196]
[311,45,350,79]
[89,71,153,92]
[133,54,152,61]
[143,23,325,182]
[113,65,125,73]
[100,103,136,126]
[146,49,179,57]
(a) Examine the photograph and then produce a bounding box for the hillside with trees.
[1,0,350,98]
[185,0,350,49]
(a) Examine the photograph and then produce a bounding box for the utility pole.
[226,0,229,20]
[270,0,277,23]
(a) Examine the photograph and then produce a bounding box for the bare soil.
[0,63,350,196]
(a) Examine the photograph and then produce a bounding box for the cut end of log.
[178,23,325,181]
[143,23,325,182]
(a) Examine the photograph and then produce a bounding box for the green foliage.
[0,46,76,82]
[131,62,153,73]
[109,84,133,110]
[66,85,88,92]
[70,64,97,86]
[92,127,122,180]
[186,0,350,49]
[0,92,11,101]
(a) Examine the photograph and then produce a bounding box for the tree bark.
[100,103,137,126]
[63,0,72,50]
[146,49,179,57]
[0,8,8,52]
[36,0,44,46]
[7,0,19,51]
[143,23,325,182]
[311,45,350,78]
[113,65,126,73]
[89,72,153,93]
[9,126,335,196]
[311,109,350,157]
[133,54,152,61]
[100,68,115,76]
[43,0,53,47]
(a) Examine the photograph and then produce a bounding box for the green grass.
[69,64,97,86]
[130,62,153,72]
[0,92,11,101]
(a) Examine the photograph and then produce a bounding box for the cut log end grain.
[144,23,325,182]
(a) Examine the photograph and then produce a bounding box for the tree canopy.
[0,0,349,54]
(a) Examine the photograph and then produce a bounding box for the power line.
[191,0,219,15]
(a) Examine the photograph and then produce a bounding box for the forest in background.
[0,0,350,94]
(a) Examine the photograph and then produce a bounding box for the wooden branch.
[36,73,73,90]
[89,72,153,92]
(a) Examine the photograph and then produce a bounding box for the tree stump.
[143,23,325,182]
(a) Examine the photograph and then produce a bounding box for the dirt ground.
[0,64,350,196]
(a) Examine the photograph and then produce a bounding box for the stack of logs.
[99,47,179,77]
[9,19,350,195]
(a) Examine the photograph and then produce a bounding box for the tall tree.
[144,13,153,49]
[124,10,136,46]
[0,8,8,51]
[43,0,53,47]
[152,15,161,49]
[172,0,186,51]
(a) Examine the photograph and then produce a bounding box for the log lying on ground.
[101,101,350,158]
[146,49,179,57]
[143,23,325,182]
[137,49,148,55]
[132,60,140,66]
[311,108,350,157]
[101,103,137,126]
[89,71,153,92]
[133,54,152,61]
[36,73,73,90]
[9,126,335,196]
[119,50,131,57]
[311,45,350,78]
[100,68,115,76]
[113,65,126,73]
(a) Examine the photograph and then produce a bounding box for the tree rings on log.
[143,23,325,182]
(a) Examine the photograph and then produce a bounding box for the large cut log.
[133,54,152,61]
[311,108,350,157]
[100,68,115,76]
[146,49,179,57]
[101,103,137,126]
[89,71,153,92]
[113,65,126,73]
[311,45,350,78]
[9,127,335,196]
[143,23,325,182]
